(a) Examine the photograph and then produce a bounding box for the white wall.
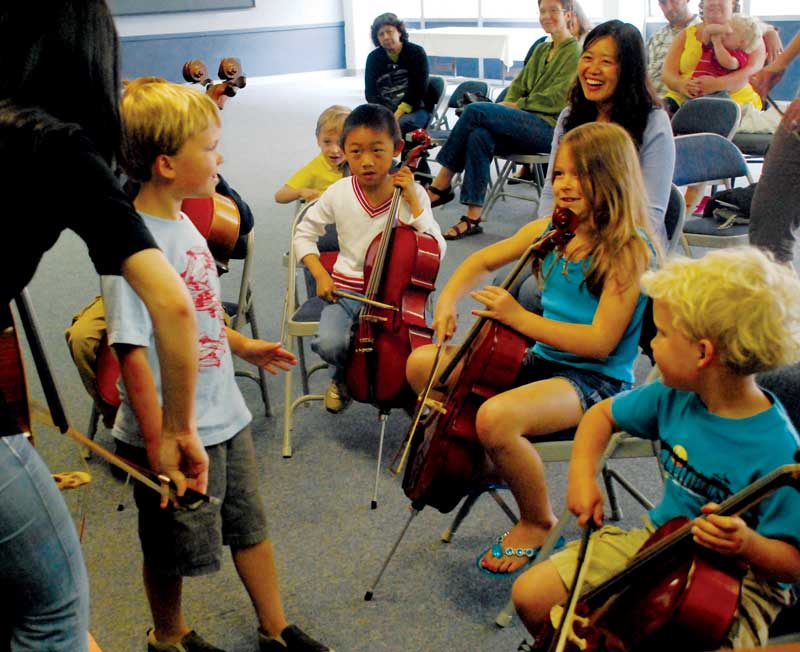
[115,0,344,37]
[343,0,401,72]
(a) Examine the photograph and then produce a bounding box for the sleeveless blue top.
[532,240,653,383]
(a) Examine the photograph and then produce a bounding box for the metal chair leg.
[282,336,295,458]
[364,504,421,601]
[602,465,623,522]
[297,335,311,396]
[246,304,272,417]
[603,467,655,511]
[441,488,483,543]
[441,486,517,543]
[83,404,100,459]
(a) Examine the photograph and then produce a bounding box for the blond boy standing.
[103,79,331,652]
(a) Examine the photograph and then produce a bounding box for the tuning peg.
[218,57,242,80]
[182,59,211,86]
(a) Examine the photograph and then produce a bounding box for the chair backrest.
[447,80,490,110]
[495,86,510,103]
[672,133,753,187]
[282,200,341,341]
[423,75,447,124]
[663,183,686,256]
[671,97,741,139]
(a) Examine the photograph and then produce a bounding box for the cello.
[343,130,441,411]
[530,458,800,652]
[396,208,579,513]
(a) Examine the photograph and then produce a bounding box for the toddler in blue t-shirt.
[513,247,800,649]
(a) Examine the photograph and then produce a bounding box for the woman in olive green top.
[427,0,580,239]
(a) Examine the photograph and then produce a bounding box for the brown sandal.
[428,185,455,208]
[444,216,483,240]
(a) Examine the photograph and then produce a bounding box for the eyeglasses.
[539,8,565,16]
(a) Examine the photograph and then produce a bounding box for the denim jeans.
[398,109,431,137]
[435,102,554,207]
[0,435,89,652]
[311,296,362,382]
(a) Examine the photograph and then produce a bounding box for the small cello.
[343,130,441,411]
[532,458,800,652]
[182,192,241,273]
[396,208,579,513]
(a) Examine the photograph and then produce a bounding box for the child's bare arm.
[115,343,162,468]
[473,270,643,359]
[226,327,297,374]
[301,253,336,301]
[275,185,320,204]
[567,399,617,526]
[711,34,741,71]
[702,23,729,40]
[693,504,800,583]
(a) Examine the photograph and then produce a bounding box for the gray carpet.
[21,72,741,652]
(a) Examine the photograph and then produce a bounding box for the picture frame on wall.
[108,0,254,16]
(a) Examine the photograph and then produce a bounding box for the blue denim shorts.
[516,352,631,412]
[119,426,268,577]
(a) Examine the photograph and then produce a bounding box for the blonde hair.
[120,77,220,181]
[540,122,658,295]
[729,14,765,53]
[642,248,800,374]
[316,104,351,137]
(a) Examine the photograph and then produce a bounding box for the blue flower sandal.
[476,530,566,577]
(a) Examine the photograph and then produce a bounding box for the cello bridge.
[363,315,388,323]
[549,605,589,651]
[355,346,374,353]
[422,398,447,415]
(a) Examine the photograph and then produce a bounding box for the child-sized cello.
[530,457,800,652]
[343,130,441,412]
[395,208,579,513]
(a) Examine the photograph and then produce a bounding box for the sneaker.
[146,627,226,652]
[258,625,333,652]
[324,380,351,414]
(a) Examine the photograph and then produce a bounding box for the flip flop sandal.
[53,471,92,491]
[476,531,566,577]
[429,185,455,208]
[444,216,483,240]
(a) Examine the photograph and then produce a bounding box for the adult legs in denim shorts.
[0,435,90,652]
[474,354,629,574]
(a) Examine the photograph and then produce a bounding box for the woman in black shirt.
[0,2,207,649]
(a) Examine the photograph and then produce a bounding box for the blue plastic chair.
[673,133,754,252]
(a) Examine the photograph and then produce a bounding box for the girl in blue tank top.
[406,121,660,575]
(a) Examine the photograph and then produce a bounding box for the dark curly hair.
[370,13,409,48]
[563,20,660,148]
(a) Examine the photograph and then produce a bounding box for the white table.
[407,27,546,78]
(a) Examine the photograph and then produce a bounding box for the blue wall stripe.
[120,22,346,82]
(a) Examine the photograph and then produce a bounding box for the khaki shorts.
[551,523,793,648]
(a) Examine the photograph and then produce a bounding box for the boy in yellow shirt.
[274,105,350,204]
